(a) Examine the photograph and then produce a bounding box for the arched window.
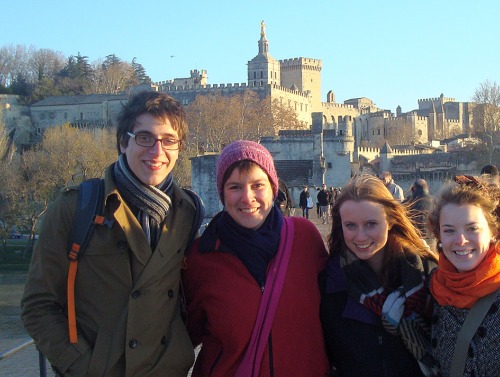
[253,72,256,79]
[260,71,263,78]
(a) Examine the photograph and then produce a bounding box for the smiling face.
[120,113,179,186]
[339,200,391,273]
[439,203,493,272]
[223,165,274,230]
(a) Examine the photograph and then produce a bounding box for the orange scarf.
[430,242,500,308]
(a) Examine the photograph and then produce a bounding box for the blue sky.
[2,0,499,113]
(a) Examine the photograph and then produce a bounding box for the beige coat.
[21,165,196,376]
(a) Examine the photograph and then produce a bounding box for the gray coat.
[21,165,197,377]
[431,294,500,377]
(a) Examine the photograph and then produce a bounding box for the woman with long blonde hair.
[321,174,439,377]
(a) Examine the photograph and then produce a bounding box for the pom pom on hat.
[216,140,279,202]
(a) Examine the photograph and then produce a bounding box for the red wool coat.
[182,216,329,377]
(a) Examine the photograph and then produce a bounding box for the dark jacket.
[21,165,196,377]
[299,189,310,208]
[320,255,425,377]
[407,191,433,239]
[317,189,330,206]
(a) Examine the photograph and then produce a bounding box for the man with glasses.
[22,91,200,376]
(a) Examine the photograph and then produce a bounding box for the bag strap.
[67,178,108,344]
[450,288,499,377]
[234,217,295,377]
[181,188,205,251]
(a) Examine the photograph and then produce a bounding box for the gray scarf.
[113,154,173,250]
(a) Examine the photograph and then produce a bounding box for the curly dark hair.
[116,91,188,153]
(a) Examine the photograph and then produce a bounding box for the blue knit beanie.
[216,140,279,202]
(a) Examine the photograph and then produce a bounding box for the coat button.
[131,290,141,299]
[477,326,486,337]
[161,336,167,345]
[468,346,474,358]
[431,338,437,348]
[488,303,498,315]
[432,314,439,324]
[129,339,138,349]
[117,240,128,250]
[168,289,174,298]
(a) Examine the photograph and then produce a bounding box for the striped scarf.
[113,154,173,250]
[340,248,440,376]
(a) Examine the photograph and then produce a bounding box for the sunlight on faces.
[439,204,493,272]
[339,200,391,273]
[223,165,274,230]
[120,113,179,186]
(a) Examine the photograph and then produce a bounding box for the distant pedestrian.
[299,185,311,219]
[480,164,500,187]
[405,178,436,250]
[317,183,330,224]
[379,170,404,202]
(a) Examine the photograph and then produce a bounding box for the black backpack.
[66,178,204,343]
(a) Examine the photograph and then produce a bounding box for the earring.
[438,242,442,248]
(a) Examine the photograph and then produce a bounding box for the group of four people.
[21,91,499,376]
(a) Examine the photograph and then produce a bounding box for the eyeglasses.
[127,132,180,150]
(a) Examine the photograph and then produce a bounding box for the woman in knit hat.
[428,175,500,377]
[182,140,329,377]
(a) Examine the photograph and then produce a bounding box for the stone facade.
[29,94,128,142]
[191,111,479,217]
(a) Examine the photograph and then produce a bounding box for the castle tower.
[247,21,281,88]
[279,57,322,112]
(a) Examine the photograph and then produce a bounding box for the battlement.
[358,146,381,154]
[385,114,428,122]
[271,84,310,98]
[418,96,456,104]
[279,57,322,70]
[391,149,421,156]
[369,111,391,118]
[160,82,251,91]
[321,102,354,109]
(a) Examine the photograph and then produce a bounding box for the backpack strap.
[181,188,205,251]
[67,178,107,344]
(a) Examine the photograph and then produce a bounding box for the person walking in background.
[317,183,330,224]
[405,178,436,250]
[299,185,311,219]
[316,187,322,218]
[480,163,500,187]
[182,140,329,376]
[21,91,202,376]
[429,175,500,377]
[379,170,405,202]
[329,187,335,220]
[320,174,439,377]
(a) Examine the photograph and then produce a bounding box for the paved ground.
[0,213,330,376]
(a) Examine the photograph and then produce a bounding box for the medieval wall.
[29,95,127,140]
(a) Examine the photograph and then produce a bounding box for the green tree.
[131,57,151,84]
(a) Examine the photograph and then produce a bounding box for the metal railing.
[0,339,48,377]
